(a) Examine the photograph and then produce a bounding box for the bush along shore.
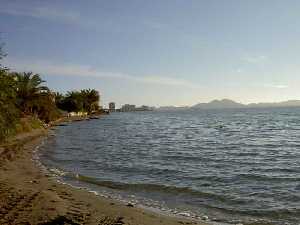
[0,46,102,142]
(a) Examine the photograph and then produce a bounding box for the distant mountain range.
[192,99,244,109]
[246,100,300,108]
[157,99,300,110]
[193,99,300,109]
[156,106,189,111]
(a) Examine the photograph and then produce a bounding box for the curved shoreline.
[0,127,210,225]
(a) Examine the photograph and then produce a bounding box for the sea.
[39,108,300,225]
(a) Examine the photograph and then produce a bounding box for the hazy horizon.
[1,1,300,107]
[158,98,300,108]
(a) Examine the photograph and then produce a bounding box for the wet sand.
[0,128,209,225]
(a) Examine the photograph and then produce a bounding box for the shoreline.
[0,127,210,225]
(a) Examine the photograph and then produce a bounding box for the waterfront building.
[109,102,116,112]
[121,104,136,112]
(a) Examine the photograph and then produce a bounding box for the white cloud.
[236,68,243,73]
[264,84,289,89]
[3,58,199,89]
[243,55,268,64]
[0,3,127,32]
[144,21,167,30]
[0,3,82,26]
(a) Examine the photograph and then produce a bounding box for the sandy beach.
[0,128,209,225]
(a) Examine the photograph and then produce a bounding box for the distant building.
[135,105,151,111]
[121,104,136,112]
[109,102,116,112]
[119,104,154,112]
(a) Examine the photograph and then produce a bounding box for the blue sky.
[1,0,300,107]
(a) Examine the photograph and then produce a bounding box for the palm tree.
[80,89,100,114]
[33,92,60,123]
[63,91,84,112]
[15,72,49,114]
[55,89,100,114]
[54,92,64,103]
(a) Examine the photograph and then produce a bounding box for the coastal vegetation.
[0,45,100,141]
[55,89,100,114]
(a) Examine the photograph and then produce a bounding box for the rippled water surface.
[40,108,300,224]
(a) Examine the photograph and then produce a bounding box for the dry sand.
[0,128,210,225]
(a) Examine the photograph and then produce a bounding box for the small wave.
[49,168,68,176]
[258,167,300,174]
[235,173,300,182]
[206,205,300,224]
[69,173,254,206]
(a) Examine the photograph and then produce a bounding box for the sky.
[1,0,300,107]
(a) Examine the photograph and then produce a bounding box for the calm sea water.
[40,108,300,225]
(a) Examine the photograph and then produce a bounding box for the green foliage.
[0,43,100,141]
[65,91,84,112]
[15,116,43,134]
[80,89,100,114]
[56,89,100,114]
[0,67,59,140]
[0,70,20,140]
[12,72,61,123]
[14,72,49,114]
[32,92,61,123]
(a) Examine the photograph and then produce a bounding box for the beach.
[0,127,209,225]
